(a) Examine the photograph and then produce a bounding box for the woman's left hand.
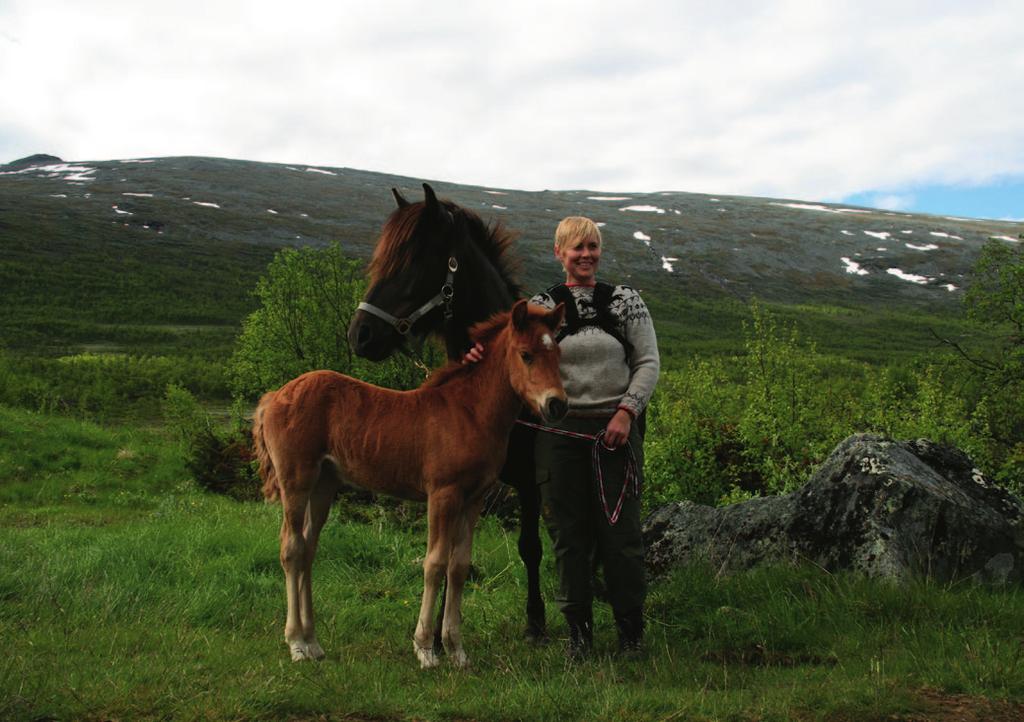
[603,408,633,449]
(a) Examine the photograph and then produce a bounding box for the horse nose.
[348,318,374,356]
[545,397,568,421]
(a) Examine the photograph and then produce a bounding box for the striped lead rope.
[515,419,641,525]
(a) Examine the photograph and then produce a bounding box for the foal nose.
[545,397,568,422]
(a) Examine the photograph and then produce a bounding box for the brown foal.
[253,301,566,668]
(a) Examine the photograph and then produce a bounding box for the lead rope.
[515,419,641,525]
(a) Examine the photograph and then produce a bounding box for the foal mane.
[368,199,522,298]
[420,310,511,389]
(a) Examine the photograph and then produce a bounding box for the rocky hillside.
[1,154,1021,352]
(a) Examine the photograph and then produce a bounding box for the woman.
[468,216,660,657]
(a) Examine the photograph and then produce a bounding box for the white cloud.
[870,193,916,211]
[1,0,1023,201]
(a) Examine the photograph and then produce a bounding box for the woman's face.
[555,235,601,285]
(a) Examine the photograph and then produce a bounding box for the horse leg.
[506,425,546,640]
[296,470,338,660]
[517,479,547,641]
[413,487,458,669]
[279,481,317,661]
[441,494,484,668]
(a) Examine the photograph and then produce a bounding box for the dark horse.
[347,183,549,639]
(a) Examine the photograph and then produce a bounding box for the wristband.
[616,405,637,420]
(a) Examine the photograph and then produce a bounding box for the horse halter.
[357,256,459,336]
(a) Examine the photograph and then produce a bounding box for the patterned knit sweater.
[530,284,660,418]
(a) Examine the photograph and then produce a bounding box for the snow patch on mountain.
[620,205,665,214]
[887,268,929,284]
[841,257,869,276]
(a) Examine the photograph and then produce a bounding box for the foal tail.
[252,391,280,502]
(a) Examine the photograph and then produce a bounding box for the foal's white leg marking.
[414,640,441,669]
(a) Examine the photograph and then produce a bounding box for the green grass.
[1,405,1023,721]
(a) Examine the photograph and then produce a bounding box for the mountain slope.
[2,154,1021,354]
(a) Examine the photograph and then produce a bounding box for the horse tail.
[252,392,280,502]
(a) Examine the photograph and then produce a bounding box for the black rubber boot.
[565,610,593,661]
[614,607,644,658]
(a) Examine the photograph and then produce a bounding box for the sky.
[1,0,1022,221]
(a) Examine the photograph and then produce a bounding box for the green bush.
[643,299,1024,509]
[163,385,258,501]
[228,242,441,400]
[0,350,226,419]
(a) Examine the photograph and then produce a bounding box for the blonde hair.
[554,216,602,251]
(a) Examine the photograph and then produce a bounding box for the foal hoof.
[449,648,470,669]
[414,642,441,669]
[289,640,326,661]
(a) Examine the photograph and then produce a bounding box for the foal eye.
[519,351,533,364]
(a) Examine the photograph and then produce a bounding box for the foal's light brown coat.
[253,301,566,667]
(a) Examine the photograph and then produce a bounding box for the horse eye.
[520,350,533,364]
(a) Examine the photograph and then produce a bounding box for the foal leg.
[295,472,338,660]
[279,484,316,661]
[413,487,458,669]
[441,495,484,668]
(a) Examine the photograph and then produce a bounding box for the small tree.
[963,241,1024,385]
[938,240,1024,490]
[229,243,438,400]
[738,300,831,493]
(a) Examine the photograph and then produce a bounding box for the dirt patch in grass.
[902,688,1024,722]
[817,688,1024,722]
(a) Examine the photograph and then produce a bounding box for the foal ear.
[391,188,409,208]
[546,302,566,331]
[511,299,529,331]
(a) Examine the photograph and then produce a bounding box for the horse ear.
[423,183,440,211]
[423,182,453,228]
[546,302,566,331]
[391,188,409,208]
[511,299,529,331]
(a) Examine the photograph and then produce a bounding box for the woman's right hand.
[462,342,484,364]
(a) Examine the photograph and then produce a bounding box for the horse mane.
[368,204,423,283]
[458,207,524,299]
[368,199,523,299]
[420,310,511,388]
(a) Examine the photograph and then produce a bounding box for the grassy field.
[2,405,1023,721]
[3,173,1022,718]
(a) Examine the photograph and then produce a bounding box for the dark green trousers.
[535,415,646,619]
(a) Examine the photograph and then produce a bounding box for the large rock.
[643,434,1024,584]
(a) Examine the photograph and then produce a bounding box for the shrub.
[163,385,259,501]
[229,242,438,401]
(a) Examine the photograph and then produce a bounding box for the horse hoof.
[415,643,440,669]
[524,626,549,645]
[289,641,325,661]
[450,649,470,669]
